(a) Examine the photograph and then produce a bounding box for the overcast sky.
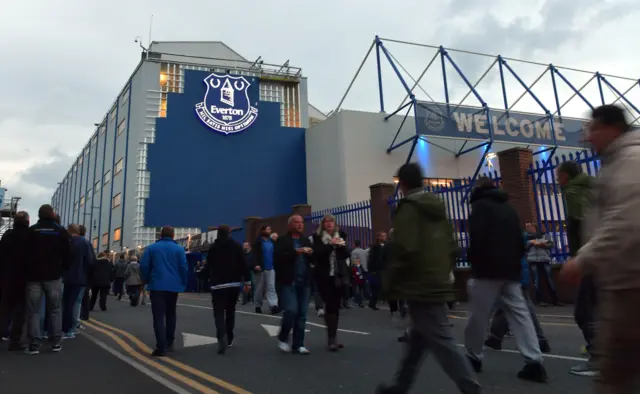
[1,0,639,218]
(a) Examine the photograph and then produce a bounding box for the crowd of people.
[0,104,638,394]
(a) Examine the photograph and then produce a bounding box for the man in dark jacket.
[78,225,93,323]
[557,160,597,377]
[207,225,251,354]
[62,224,94,338]
[377,163,480,394]
[113,254,128,300]
[367,231,388,310]
[0,211,30,350]
[24,204,72,355]
[90,252,114,312]
[463,178,546,383]
[275,214,314,355]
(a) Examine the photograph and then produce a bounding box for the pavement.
[0,294,594,394]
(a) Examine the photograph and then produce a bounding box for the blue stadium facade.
[51,42,316,253]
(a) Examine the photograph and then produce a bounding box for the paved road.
[0,295,594,393]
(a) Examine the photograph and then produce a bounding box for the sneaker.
[295,347,311,355]
[505,330,514,338]
[271,306,281,315]
[580,344,589,355]
[255,307,262,314]
[151,349,166,357]
[217,338,228,355]
[278,341,291,353]
[63,333,76,340]
[166,344,175,353]
[1,336,9,342]
[228,339,234,348]
[51,344,62,353]
[517,363,547,383]
[317,308,325,317]
[24,345,40,355]
[539,339,551,353]
[570,361,599,377]
[484,337,502,351]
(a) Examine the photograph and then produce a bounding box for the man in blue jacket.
[140,226,188,357]
[62,224,95,339]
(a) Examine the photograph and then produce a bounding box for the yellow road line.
[89,318,252,394]
[84,321,220,394]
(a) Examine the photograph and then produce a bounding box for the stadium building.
[51,41,326,253]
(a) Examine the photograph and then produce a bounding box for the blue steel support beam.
[457,140,469,156]
[384,100,412,121]
[457,141,490,157]
[388,135,417,153]
[440,48,450,112]
[462,142,492,203]
[375,36,385,113]
[550,65,562,119]
[600,76,640,116]
[596,73,606,105]
[378,41,414,97]
[498,58,509,111]
[387,101,414,153]
[442,48,487,106]
[551,66,595,110]
[418,136,458,155]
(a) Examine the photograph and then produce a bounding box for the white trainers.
[296,347,311,355]
[317,308,325,317]
[278,341,291,353]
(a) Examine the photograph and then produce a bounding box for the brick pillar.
[497,148,536,226]
[292,204,312,217]
[244,217,263,242]
[369,183,396,236]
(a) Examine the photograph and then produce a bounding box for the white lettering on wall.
[520,119,534,138]
[473,114,489,134]
[453,112,474,132]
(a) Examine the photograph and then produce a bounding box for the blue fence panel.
[528,150,600,263]
[305,200,373,248]
[388,171,501,269]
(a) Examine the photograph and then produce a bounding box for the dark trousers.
[389,302,481,394]
[127,285,143,307]
[62,285,83,333]
[530,262,559,304]
[352,283,365,306]
[575,274,597,354]
[0,286,26,344]
[211,288,240,343]
[389,299,407,317]
[368,272,382,308]
[317,277,342,342]
[80,287,90,320]
[90,286,110,311]
[150,291,178,351]
[113,278,125,297]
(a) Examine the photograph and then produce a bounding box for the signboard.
[195,73,259,135]
[415,101,589,149]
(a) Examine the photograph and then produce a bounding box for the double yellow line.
[84,319,252,394]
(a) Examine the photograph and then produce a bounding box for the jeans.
[212,288,240,343]
[150,291,178,351]
[388,302,481,394]
[71,286,85,332]
[530,262,559,304]
[352,283,365,306]
[128,285,143,307]
[62,284,83,334]
[465,279,543,364]
[278,284,310,349]
[254,270,278,310]
[26,279,63,346]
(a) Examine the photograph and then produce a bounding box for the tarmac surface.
[0,294,594,394]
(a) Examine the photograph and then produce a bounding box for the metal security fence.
[529,151,600,262]
[304,200,373,247]
[388,171,501,268]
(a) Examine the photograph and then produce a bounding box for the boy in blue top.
[140,226,188,357]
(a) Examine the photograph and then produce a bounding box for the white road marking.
[80,331,193,394]
[261,324,310,337]
[182,332,218,348]
[455,344,588,362]
[176,303,370,335]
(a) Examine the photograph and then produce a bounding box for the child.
[351,257,366,307]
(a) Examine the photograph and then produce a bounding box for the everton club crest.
[195,73,259,135]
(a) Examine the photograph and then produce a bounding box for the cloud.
[1,0,639,216]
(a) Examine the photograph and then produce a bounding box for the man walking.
[113,253,127,300]
[0,211,30,351]
[367,231,388,310]
[463,177,547,382]
[77,225,94,325]
[252,224,279,314]
[561,104,640,393]
[62,224,94,339]
[207,225,251,354]
[377,163,480,394]
[89,252,114,311]
[24,205,72,355]
[140,226,188,357]
[557,160,596,376]
[275,214,313,355]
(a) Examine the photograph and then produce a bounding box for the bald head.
[68,224,80,235]
[160,226,175,239]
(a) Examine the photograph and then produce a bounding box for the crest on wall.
[195,73,259,135]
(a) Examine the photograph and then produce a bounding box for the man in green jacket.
[377,163,480,394]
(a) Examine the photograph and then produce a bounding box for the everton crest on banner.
[195,73,259,135]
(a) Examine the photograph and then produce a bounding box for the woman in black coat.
[311,214,350,351]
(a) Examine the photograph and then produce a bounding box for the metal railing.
[304,201,373,247]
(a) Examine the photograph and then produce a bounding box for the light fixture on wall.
[485,152,497,168]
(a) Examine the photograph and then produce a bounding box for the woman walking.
[124,256,144,307]
[311,214,350,351]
